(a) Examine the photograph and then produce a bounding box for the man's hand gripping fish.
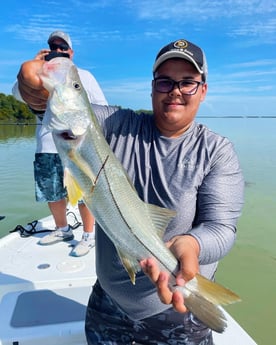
[39,57,241,333]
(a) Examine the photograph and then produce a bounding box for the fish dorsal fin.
[122,164,176,239]
[116,247,141,285]
[147,204,177,238]
[64,168,83,206]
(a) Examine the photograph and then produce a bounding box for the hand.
[140,235,200,313]
[17,60,49,111]
[34,49,51,61]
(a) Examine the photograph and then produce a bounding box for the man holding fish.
[13,31,108,257]
[15,38,244,344]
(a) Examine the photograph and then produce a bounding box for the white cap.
[47,31,72,49]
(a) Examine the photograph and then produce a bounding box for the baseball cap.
[47,31,72,49]
[153,39,208,81]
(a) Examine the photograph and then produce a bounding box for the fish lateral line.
[91,155,109,193]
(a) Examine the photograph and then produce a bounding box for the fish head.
[40,57,91,137]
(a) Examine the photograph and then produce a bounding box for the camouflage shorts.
[33,153,67,202]
[85,280,213,345]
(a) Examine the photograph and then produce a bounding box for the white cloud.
[129,0,276,20]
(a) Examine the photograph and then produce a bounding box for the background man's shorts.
[33,153,67,202]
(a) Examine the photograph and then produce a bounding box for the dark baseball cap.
[153,39,208,80]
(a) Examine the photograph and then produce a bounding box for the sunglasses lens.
[155,79,173,93]
[50,43,69,51]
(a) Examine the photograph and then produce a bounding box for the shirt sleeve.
[12,81,24,102]
[187,140,244,265]
[77,68,108,106]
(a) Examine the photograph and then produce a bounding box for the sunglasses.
[49,43,70,51]
[153,78,204,95]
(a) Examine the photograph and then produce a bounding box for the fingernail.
[159,272,166,281]
[177,278,185,286]
[172,293,180,302]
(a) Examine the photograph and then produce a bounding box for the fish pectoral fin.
[186,274,241,305]
[117,248,141,285]
[147,204,177,238]
[64,168,83,206]
[68,148,97,188]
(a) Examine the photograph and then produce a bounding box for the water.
[0,124,49,234]
[1,119,276,344]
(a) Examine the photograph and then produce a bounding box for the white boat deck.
[0,208,257,344]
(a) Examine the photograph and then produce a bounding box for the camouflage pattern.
[85,280,213,345]
[33,153,67,202]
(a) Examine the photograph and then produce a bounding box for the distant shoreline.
[1,115,276,126]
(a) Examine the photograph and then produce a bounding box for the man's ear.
[200,83,208,102]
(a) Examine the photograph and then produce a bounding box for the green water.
[1,119,276,344]
[205,117,276,345]
[0,124,49,233]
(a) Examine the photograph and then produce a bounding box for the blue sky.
[1,0,276,116]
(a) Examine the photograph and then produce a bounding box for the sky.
[1,0,276,116]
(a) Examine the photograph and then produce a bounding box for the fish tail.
[175,274,241,333]
[183,290,227,333]
[192,274,241,306]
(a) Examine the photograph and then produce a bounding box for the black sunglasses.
[49,43,70,51]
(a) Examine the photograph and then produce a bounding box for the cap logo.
[173,39,188,50]
[173,39,194,57]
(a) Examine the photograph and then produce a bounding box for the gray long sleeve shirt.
[93,105,244,320]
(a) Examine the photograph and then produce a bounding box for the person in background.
[12,31,108,257]
[14,38,244,344]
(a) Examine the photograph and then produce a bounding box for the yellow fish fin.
[146,203,177,239]
[175,274,241,333]
[186,273,241,306]
[117,248,141,285]
[64,168,83,206]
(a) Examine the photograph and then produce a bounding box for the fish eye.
[73,82,81,90]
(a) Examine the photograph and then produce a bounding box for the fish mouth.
[59,130,78,140]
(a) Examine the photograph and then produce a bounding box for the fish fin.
[173,274,241,332]
[117,248,140,285]
[186,274,241,305]
[64,168,83,206]
[180,288,228,333]
[122,170,176,239]
[147,204,177,238]
[68,148,97,186]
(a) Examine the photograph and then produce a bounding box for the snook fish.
[40,57,241,333]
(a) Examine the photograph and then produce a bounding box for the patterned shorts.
[33,153,67,202]
[85,280,213,345]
